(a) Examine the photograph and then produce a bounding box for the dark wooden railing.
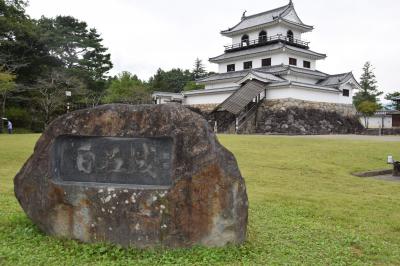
[224,34,309,52]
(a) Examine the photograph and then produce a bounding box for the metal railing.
[237,101,261,130]
[224,34,309,52]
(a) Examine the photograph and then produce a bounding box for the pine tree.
[192,58,206,79]
[353,62,383,109]
[0,67,16,133]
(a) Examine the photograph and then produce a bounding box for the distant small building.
[153,92,183,104]
[360,110,400,129]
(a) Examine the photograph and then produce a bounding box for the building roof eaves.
[268,81,340,92]
[152,91,183,97]
[221,2,313,36]
[247,3,290,20]
[196,70,250,84]
[290,81,341,92]
[209,43,284,62]
[221,3,290,35]
[209,44,326,63]
[317,72,361,89]
[284,45,326,58]
[251,70,286,82]
[183,87,238,96]
[287,69,327,79]
[280,18,314,30]
[221,20,280,36]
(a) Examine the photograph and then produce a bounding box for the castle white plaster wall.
[204,83,240,90]
[230,25,302,44]
[339,83,354,99]
[359,116,392,129]
[184,83,353,106]
[217,52,316,73]
[184,92,233,105]
[266,86,352,104]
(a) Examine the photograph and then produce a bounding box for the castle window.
[243,61,253,69]
[289,58,297,66]
[227,64,235,72]
[287,30,294,42]
[303,61,311,68]
[259,31,267,43]
[343,89,350,97]
[262,58,271,67]
[241,35,249,46]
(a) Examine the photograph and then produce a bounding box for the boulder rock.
[14,104,248,248]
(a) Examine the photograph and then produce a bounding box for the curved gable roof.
[236,70,286,85]
[221,1,313,36]
[318,72,361,89]
[281,3,301,23]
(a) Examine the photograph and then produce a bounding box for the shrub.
[5,107,31,129]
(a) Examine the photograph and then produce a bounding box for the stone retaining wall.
[254,98,363,135]
[184,104,218,113]
[260,98,357,117]
[187,98,364,135]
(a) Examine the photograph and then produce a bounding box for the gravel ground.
[288,134,400,142]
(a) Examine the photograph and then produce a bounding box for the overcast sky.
[26,0,400,97]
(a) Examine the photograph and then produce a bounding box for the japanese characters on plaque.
[52,136,173,186]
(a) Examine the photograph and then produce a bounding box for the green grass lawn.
[1,134,400,265]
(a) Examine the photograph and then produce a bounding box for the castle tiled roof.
[271,65,328,78]
[209,43,326,63]
[196,65,328,84]
[246,70,286,82]
[196,65,360,92]
[196,69,250,83]
[317,72,356,87]
[221,1,313,36]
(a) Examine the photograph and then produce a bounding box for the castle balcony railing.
[224,34,309,53]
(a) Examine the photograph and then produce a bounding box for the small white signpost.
[65,91,72,113]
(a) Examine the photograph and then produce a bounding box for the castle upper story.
[210,1,326,73]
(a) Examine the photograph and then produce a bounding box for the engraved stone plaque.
[15,104,248,248]
[52,136,173,186]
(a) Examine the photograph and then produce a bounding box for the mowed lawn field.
[1,134,400,265]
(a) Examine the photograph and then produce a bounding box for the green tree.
[0,0,50,82]
[148,68,192,93]
[0,0,115,131]
[358,100,379,128]
[37,16,113,105]
[0,0,29,69]
[183,81,204,91]
[385,92,400,111]
[31,68,83,128]
[192,58,206,79]
[104,72,151,104]
[353,62,383,108]
[0,67,16,132]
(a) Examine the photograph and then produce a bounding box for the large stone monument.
[14,104,248,248]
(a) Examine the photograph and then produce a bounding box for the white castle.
[153,1,360,115]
